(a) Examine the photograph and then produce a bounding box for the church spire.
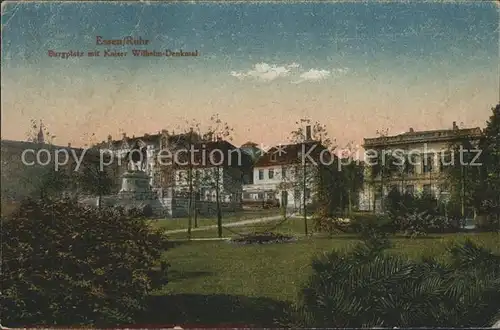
[37,120,45,143]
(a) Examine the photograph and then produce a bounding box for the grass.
[162,211,377,239]
[143,231,500,326]
[149,208,281,232]
[164,215,313,239]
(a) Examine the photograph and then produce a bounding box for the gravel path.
[163,214,298,234]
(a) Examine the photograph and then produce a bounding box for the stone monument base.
[118,170,156,199]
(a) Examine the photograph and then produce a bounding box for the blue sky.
[1,1,498,147]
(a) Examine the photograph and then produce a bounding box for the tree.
[200,114,235,238]
[1,197,170,326]
[366,129,402,212]
[286,118,338,235]
[76,156,113,209]
[341,155,364,216]
[17,120,73,200]
[479,103,500,225]
[171,120,203,238]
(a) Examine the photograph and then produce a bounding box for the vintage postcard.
[1,1,499,328]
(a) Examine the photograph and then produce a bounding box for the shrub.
[287,237,500,328]
[312,208,350,235]
[1,197,170,327]
[385,191,464,235]
[349,213,397,235]
[475,214,500,232]
[141,203,154,217]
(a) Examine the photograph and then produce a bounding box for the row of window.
[257,168,287,180]
[380,155,453,175]
[242,188,311,201]
[390,184,448,196]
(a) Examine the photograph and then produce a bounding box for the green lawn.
[149,209,281,232]
[165,215,312,239]
[140,231,500,326]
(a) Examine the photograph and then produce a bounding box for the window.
[258,169,264,180]
[281,167,287,179]
[423,184,432,196]
[305,188,311,200]
[422,155,434,173]
[268,169,274,179]
[405,185,414,195]
[294,189,301,202]
[439,152,452,172]
[405,156,415,175]
[270,153,277,162]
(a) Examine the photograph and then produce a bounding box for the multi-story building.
[242,126,331,210]
[97,132,253,203]
[172,139,253,204]
[97,131,207,188]
[358,122,483,212]
[96,131,167,187]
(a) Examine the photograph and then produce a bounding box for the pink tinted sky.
[1,1,498,149]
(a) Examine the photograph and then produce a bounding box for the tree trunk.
[380,170,385,212]
[461,165,465,220]
[303,158,308,236]
[187,166,193,239]
[194,193,198,228]
[216,167,223,238]
[348,189,352,216]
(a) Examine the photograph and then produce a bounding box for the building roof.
[96,131,204,150]
[254,141,332,167]
[363,126,483,148]
[172,139,253,169]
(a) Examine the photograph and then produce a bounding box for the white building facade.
[242,142,325,210]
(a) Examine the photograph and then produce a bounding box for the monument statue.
[124,141,148,171]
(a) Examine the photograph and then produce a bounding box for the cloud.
[230,63,348,84]
[300,69,331,80]
[292,67,349,84]
[230,62,300,81]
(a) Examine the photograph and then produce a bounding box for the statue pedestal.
[118,170,155,199]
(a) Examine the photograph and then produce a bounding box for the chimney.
[107,134,112,141]
[452,121,458,130]
[122,133,127,139]
[305,125,312,141]
[409,127,414,133]
[68,143,71,148]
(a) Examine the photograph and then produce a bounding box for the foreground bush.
[285,235,500,327]
[386,191,464,236]
[1,197,170,327]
